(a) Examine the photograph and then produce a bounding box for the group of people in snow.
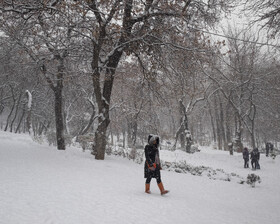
[144,134,275,194]
[243,142,277,170]
[242,147,260,170]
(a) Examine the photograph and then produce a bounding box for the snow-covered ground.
[0,131,279,224]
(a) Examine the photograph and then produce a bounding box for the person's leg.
[145,176,152,193]
[253,161,257,169]
[256,160,260,169]
[156,176,161,184]
[156,171,169,195]
[158,182,169,195]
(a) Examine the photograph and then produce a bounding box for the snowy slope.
[0,131,279,224]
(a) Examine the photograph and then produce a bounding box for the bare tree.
[200,26,279,150]
[72,0,234,159]
[0,1,83,149]
[1,0,235,158]
[244,0,280,38]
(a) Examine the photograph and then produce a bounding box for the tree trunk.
[218,93,227,150]
[79,101,96,136]
[179,100,192,153]
[234,113,243,152]
[38,121,45,136]
[110,124,114,146]
[214,94,222,150]
[10,92,23,132]
[225,101,232,146]
[15,104,26,134]
[54,88,65,150]
[251,122,256,149]
[4,103,15,132]
[127,120,133,147]
[94,130,108,160]
[0,88,4,115]
[173,100,193,152]
[184,114,192,153]
[131,115,138,146]
[94,103,110,159]
[249,114,256,149]
[122,124,126,148]
[180,132,186,149]
[4,85,16,132]
[92,43,124,159]
[207,101,216,143]
[26,90,32,134]
[179,100,186,149]
[42,57,66,150]
[90,0,135,159]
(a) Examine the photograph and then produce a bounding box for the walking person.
[144,134,169,195]
[243,147,249,168]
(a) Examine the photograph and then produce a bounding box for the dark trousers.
[244,159,249,168]
[146,170,162,184]
[251,159,260,169]
[251,159,256,169]
[256,160,260,169]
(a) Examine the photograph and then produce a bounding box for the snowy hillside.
[0,131,280,224]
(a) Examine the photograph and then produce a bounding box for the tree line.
[0,0,279,159]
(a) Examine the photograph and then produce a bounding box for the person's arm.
[145,146,154,167]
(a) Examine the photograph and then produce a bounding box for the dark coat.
[270,143,274,152]
[144,144,161,178]
[251,148,260,161]
[243,148,249,160]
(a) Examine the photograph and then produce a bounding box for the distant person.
[255,148,260,169]
[228,142,234,155]
[270,143,274,153]
[251,148,260,170]
[266,142,270,157]
[243,147,249,168]
[144,134,169,195]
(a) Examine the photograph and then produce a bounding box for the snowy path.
[0,131,280,224]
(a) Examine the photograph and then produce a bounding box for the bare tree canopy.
[1,0,279,160]
[244,0,280,38]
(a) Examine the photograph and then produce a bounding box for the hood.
[148,134,159,146]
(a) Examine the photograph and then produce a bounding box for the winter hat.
[148,134,159,146]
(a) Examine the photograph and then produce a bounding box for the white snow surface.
[0,131,280,224]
